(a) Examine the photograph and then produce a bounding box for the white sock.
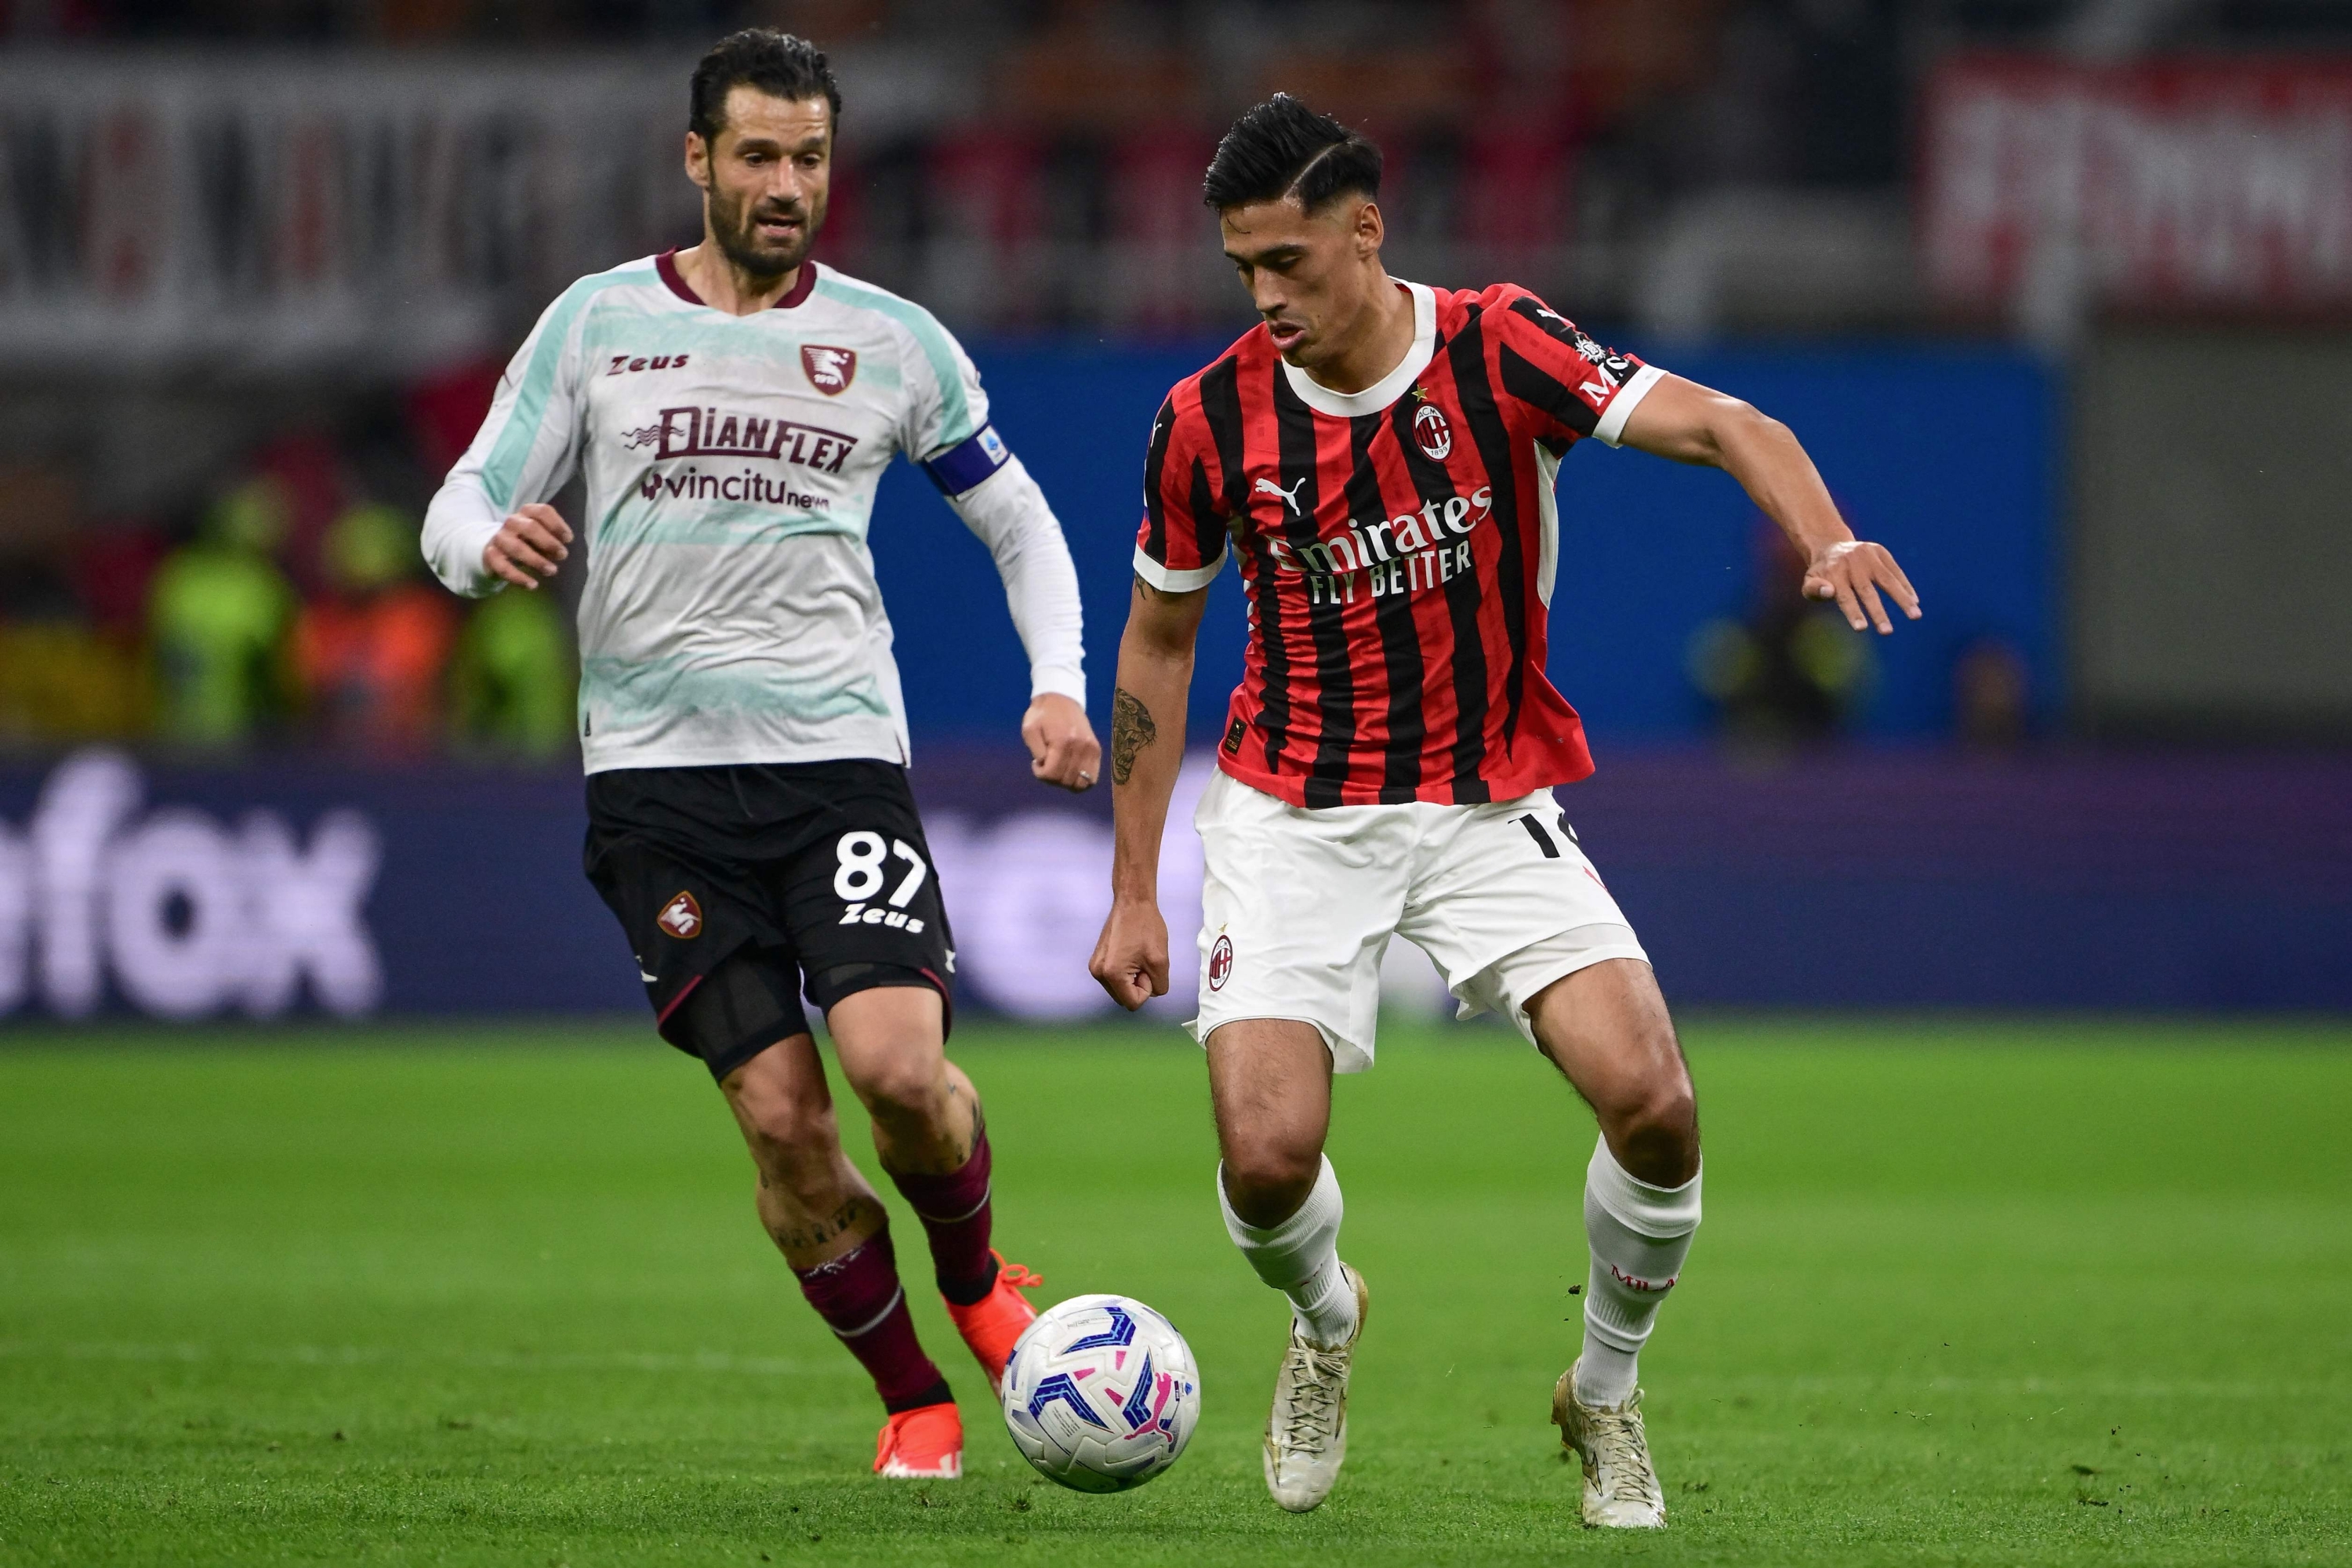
[1576,1135,1701,1409]
[1218,1155,1358,1349]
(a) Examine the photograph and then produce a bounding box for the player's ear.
[1353,198,1384,257]
[684,130,711,192]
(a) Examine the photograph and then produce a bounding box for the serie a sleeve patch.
[922,423,1012,495]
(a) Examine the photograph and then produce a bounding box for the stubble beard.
[710,188,821,282]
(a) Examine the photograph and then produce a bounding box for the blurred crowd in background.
[0,0,2345,759]
[0,363,574,759]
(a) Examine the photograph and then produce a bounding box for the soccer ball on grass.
[1000,1294,1200,1492]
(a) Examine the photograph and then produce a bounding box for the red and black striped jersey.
[1134,281,1664,808]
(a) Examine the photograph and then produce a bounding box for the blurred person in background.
[448,587,576,761]
[1953,637,2030,753]
[294,503,459,758]
[0,464,150,746]
[1686,517,1875,751]
[147,477,301,752]
[420,30,1098,1484]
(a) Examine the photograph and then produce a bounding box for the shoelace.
[1587,1406,1659,1505]
[1275,1341,1343,1454]
[997,1261,1044,1292]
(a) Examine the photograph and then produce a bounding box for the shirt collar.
[1277,281,1436,418]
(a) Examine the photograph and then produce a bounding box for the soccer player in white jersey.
[422,31,1100,1482]
[1091,97,1920,1525]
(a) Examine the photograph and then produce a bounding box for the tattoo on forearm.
[1110,686,1157,786]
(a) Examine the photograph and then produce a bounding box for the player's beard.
[710,186,823,281]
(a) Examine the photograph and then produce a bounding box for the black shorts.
[583,759,955,1080]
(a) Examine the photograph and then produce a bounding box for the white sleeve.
[946,454,1087,703]
[422,481,506,599]
[895,304,990,462]
[422,285,592,598]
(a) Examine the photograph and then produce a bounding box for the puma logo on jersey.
[1254,476,1307,517]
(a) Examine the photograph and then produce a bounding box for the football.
[1000,1294,1200,1492]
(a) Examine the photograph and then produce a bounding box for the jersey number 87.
[834,830,928,909]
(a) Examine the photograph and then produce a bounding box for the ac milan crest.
[656,891,703,939]
[800,343,857,395]
[1413,401,1454,461]
[1207,935,1234,992]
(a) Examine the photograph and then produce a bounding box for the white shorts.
[1188,771,1650,1071]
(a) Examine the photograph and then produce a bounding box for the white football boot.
[1261,1264,1369,1512]
[1552,1360,1667,1528]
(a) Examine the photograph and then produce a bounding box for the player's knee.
[1221,1144,1321,1228]
[1635,1077,1697,1147]
[742,1094,837,1163]
[849,1056,949,1131]
[1609,1074,1699,1186]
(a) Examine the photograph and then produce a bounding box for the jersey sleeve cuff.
[422,482,510,598]
[1029,665,1087,703]
[1132,543,1226,593]
[1593,363,1667,448]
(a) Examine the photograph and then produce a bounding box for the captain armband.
[921,423,1014,497]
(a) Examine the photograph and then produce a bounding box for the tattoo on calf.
[1110,686,1156,786]
[770,1195,871,1254]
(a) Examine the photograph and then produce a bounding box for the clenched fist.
[482,503,573,590]
[1023,692,1102,792]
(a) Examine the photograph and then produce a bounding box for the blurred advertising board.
[1922,56,2352,318]
[0,54,694,372]
[2,747,2345,1026]
[0,747,1217,1026]
[0,49,962,371]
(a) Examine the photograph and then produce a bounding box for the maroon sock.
[887,1127,998,1307]
[792,1229,951,1414]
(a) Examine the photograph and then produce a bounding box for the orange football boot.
[944,1251,1043,1396]
[873,1401,963,1479]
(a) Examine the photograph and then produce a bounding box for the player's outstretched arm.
[1618,375,1922,634]
[1088,577,1208,1011]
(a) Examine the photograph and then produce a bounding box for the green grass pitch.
[2,1016,2347,1566]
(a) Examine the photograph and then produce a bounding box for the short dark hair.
[689,29,843,147]
[1202,94,1382,212]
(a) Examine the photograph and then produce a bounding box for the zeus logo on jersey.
[623,407,858,472]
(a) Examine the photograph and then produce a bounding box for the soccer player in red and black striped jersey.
[1089,96,1919,1526]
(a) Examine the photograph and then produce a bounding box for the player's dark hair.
[690,29,843,147]
[1202,94,1381,212]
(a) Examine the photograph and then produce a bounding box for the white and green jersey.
[423,253,1085,774]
